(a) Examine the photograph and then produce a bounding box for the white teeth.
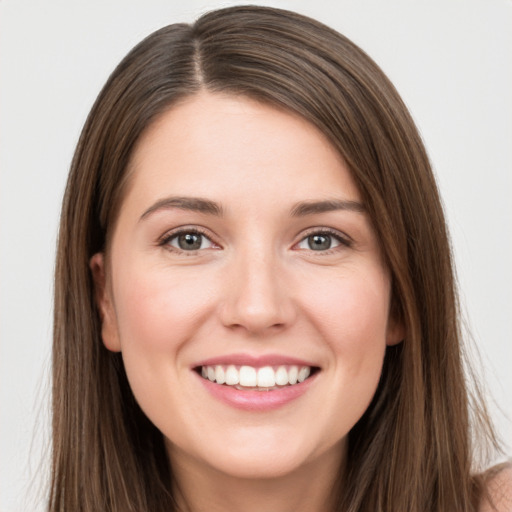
[200,364,314,388]
[298,366,311,383]
[239,366,257,387]
[275,366,289,386]
[215,365,226,385]
[257,366,276,387]
[225,365,239,385]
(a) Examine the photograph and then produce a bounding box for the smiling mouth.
[196,364,319,391]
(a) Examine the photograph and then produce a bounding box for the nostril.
[217,270,296,333]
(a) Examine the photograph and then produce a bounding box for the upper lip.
[193,353,319,369]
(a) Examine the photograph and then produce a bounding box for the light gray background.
[1,1,511,510]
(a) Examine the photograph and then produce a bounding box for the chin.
[189,429,342,481]
[206,451,313,480]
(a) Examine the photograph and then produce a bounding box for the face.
[91,92,403,482]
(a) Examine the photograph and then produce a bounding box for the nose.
[218,249,296,335]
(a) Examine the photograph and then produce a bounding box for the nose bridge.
[220,241,293,333]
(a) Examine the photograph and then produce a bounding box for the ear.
[385,290,406,346]
[386,316,405,346]
[89,252,121,352]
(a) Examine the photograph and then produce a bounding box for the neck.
[169,444,344,512]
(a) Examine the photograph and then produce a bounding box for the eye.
[296,230,350,252]
[163,230,216,251]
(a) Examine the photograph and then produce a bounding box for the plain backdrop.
[1,0,511,510]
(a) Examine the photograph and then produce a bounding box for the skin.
[91,92,404,512]
[480,466,512,512]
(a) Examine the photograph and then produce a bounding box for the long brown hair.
[51,5,499,511]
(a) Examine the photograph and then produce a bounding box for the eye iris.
[178,233,202,250]
[308,234,331,250]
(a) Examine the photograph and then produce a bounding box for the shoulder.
[480,463,512,512]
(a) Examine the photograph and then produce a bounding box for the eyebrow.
[139,196,365,222]
[139,196,224,221]
[290,199,365,216]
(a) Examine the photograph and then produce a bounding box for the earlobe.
[386,317,406,346]
[89,252,122,352]
[386,293,406,346]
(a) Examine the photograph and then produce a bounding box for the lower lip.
[195,372,318,412]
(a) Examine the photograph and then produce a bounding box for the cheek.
[300,268,390,418]
[109,264,220,434]
[113,265,217,354]
[304,267,391,348]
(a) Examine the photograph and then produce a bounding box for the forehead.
[123,91,361,215]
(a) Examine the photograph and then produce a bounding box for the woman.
[50,5,510,511]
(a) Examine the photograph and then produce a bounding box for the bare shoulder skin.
[481,464,512,512]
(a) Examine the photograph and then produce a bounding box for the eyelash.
[158,227,352,254]
[296,228,352,254]
[158,227,217,254]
